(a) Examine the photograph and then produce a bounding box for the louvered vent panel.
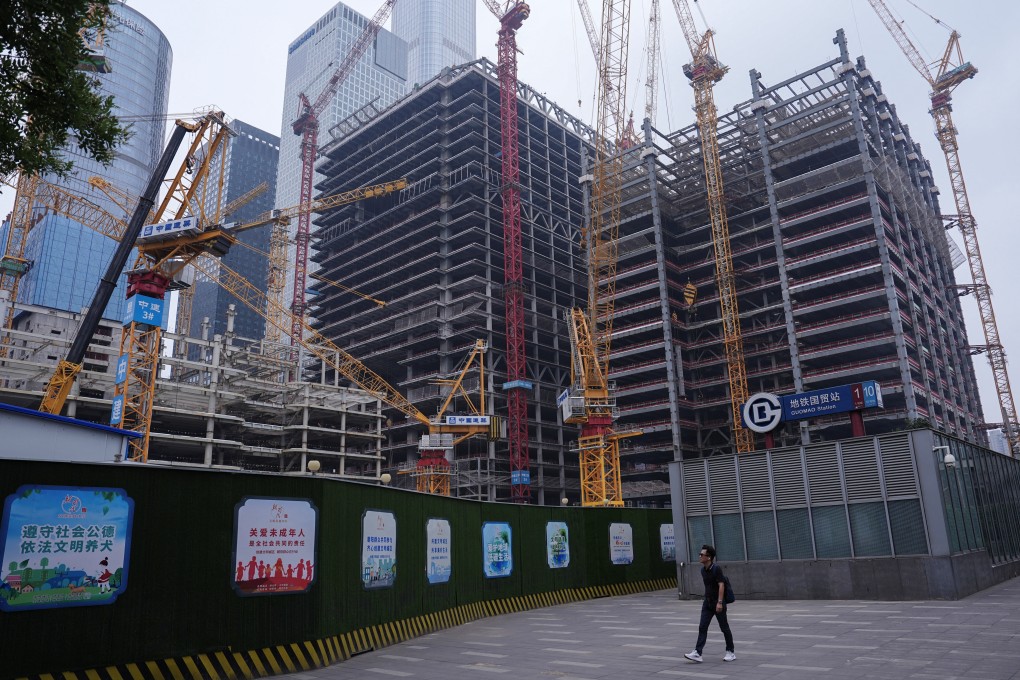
[771,448,806,507]
[683,459,709,514]
[841,440,881,501]
[806,443,844,503]
[709,458,739,512]
[879,434,919,497]
[738,453,772,509]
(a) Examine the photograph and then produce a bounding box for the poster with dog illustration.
[0,485,134,612]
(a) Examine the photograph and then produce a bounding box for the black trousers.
[695,599,734,653]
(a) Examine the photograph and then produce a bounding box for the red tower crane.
[481,0,531,502]
[289,0,397,342]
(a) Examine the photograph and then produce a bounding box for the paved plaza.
[279,575,1020,680]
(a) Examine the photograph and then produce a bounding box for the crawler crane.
[866,0,1017,456]
[669,0,753,452]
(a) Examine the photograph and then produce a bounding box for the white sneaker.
[723,651,737,662]
[684,651,703,663]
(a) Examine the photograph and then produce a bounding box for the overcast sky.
[3,0,1017,427]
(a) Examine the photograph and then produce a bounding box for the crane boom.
[670,0,753,452]
[190,256,430,427]
[867,0,1016,456]
[38,118,198,416]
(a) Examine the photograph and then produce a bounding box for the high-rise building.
[189,120,280,341]
[392,0,476,88]
[276,2,408,314]
[602,30,986,505]
[16,2,171,321]
[311,59,594,503]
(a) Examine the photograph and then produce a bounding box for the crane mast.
[866,0,1017,456]
[564,0,631,507]
[670,0,753,453]
[644,0,660,124]
[288,0,398,344]
[482,0,532,502]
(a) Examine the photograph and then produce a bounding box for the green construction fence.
[0,459,676,679]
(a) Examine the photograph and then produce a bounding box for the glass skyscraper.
[393,0,476,87]
[189,120,280,341]
[276,2,408,314]
[17,2,172,320]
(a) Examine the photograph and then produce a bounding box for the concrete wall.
[678,552,1020,601]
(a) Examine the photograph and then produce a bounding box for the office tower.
[189,120,280,341]
[311,59,593,503]
[604,31,985,505]
[392,0,476,87]
[276,2,408,317]
[16,2,171,320]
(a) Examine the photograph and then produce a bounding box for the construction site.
[0,0,1016,510]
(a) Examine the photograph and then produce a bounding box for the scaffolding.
[0,299,385,478]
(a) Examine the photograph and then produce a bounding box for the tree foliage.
[0,0,128,178]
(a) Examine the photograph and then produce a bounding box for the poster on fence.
[426,518,452,584]
[546,521,569,568]
[1,486,134,611]
[482,521,512,578]
[660,523,676,561]
[362,510,397,589]
[232,497,317,596]
[609,522,634,565]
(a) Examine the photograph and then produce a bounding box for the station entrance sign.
[740,381,884,436]
[781,380,883,421]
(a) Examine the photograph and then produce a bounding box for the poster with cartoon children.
[232,497,317,596]
[0,486,134,612]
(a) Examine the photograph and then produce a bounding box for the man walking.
[684,545,736,663]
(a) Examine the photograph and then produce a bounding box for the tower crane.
[38,111,233,454]
[287,0,398,344]
[37,171,406,463]
[575,0,640,144]
[644,0,660,125]
[481,0,532,502]
[0,173,39,356]
[563,0,632,508]
[866,0,1017,457]
[669,0,753,452]
[189,256,495,495]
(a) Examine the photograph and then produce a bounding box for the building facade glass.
[18,2,172,320]
[190,120,279,341]
[276,2,408,314]
[393,0,476,87]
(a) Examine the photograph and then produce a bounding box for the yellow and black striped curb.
[13,577,676,680]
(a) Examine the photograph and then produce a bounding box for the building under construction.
[606,31,984,504]
[311,58,594,504]
[0,32,989,506]
[0,298,386,477]
[306,32,986,505]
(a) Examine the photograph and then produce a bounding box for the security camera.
[934,445,956,468]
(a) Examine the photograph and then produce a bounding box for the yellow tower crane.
[669,0,754,453]
[866,0,1017,457]
[37,170,407,463]
[563,0,633,508]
